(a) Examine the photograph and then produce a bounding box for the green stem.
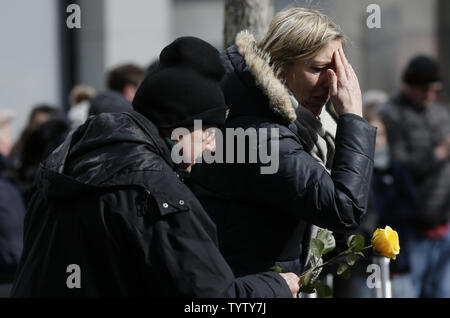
[361,245,373,252]
[299,245,374,279]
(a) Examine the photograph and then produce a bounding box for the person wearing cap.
[0,110,26,297]
[11,37,299,298]
[380,55,450,298]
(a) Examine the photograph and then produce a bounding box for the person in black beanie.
[11,37,299,298]
[403,55,442,87]
[397,55,443,110]
[133,37,229,130]
[132,37,230,172]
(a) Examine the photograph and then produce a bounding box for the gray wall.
[0,0,61,141]
[76,0,106,92]
[76,0,173,91]
[76,0,224,91]
[173,0,224,50]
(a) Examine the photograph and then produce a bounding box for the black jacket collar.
[38,111,176,200]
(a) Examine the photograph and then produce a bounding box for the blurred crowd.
[1,35,449,298]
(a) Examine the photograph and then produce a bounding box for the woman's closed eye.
[311,66,327,73]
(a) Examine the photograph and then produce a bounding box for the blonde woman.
[190,8,376,279]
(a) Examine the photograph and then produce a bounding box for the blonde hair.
[258,8,346,75]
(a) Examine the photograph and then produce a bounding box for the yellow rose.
[371,226,400,260]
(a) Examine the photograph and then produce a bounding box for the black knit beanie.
[403,55,442,86]
[132,37,228,129]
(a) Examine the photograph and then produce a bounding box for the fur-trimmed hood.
[226,31,296,124]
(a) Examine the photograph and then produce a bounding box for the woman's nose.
[319,72,330,90]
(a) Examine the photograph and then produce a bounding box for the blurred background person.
[8,104,64,205]
[89,64,144,117]
[107,63,145,103]
[67,85,96,129]
[0,111,14,159]
[0,110,26,297]
[9,104,61,170]
[363,90,389,114]
[366,109,418,298]
[380,55,450,298]
[15,117,71,205]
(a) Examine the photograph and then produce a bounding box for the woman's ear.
[278,66,289,82]
[280,64,297,87]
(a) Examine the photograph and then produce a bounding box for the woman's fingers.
[336,48,360,91]
[339,48,357,80]
[327,69,338,97]
[329,48,363,117]
[338,48,353,79]
[333,49,347,83]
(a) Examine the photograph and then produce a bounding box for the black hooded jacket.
[11,111,291,298]
[189,32,377,276]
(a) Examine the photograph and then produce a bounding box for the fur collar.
[235,31,297,123]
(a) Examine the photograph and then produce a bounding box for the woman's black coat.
[189,31,377,276]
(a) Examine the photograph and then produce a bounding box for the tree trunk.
[223,0,274,49]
